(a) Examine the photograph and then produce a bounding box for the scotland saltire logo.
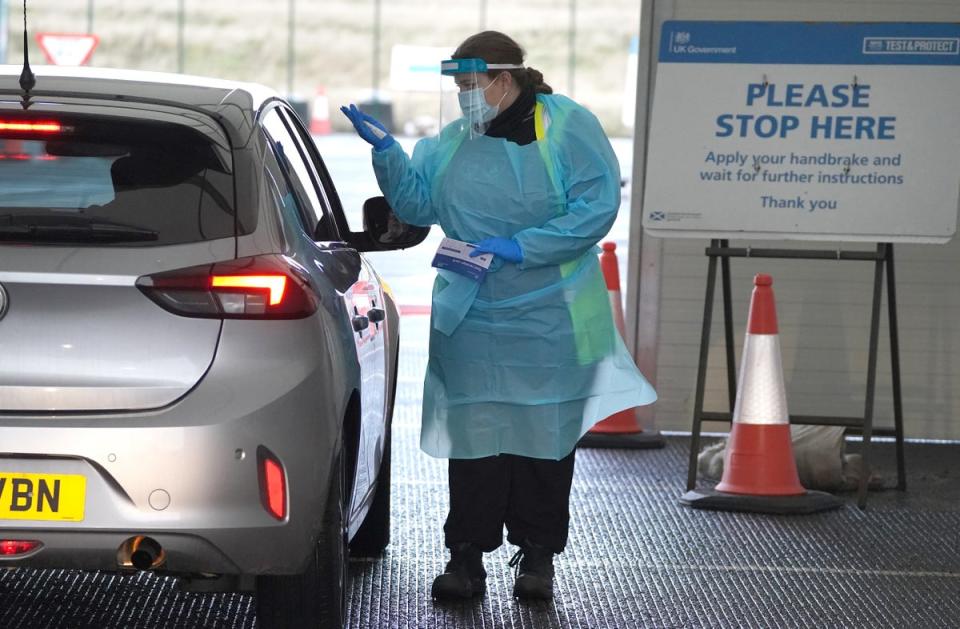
[649,211,666,222]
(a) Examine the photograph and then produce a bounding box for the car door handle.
[367,308,385,323]
[352,315,369,333]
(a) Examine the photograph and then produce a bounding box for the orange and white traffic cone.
[680,274,842,514]
[310,86,332,135]
[578,242,664,450]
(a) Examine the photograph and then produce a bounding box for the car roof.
[0,65,281,143]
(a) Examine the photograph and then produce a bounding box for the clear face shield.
[440,58,524,139]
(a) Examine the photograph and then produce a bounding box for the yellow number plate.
[0,473,86,522]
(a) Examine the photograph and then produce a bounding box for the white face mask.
[458,76,508,126]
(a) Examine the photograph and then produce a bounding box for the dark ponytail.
[453,31,553,95]
[523,67,552,95]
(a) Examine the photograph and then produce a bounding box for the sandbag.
[697,425,882,492]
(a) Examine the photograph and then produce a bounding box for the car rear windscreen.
[0,114,243,246]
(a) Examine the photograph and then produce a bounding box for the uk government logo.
[668,29,736,55]
[863,37,960,55]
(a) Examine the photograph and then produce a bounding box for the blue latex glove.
[340,104,395,152]
[470,237,523,264]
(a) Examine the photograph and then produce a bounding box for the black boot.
[431,542,487,600]
[508,540,555,600]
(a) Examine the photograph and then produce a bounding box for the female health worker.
[342,31,656,601]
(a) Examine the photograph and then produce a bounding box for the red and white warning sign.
[35,33,100,66]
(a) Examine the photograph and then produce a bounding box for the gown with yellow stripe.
[372,93,657,460]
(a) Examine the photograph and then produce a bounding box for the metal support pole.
[479,0,486,29]
[87,0,94,34]
[567,0,576,97]
[177,0,185,73]
[687,239,720,491]
[886,244,906,490]
[857,243,885,509]
[286,0,295,95]
[0,0,8,64]
[372,0,381,99]
[719,239,737,411]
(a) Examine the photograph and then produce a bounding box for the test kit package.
[431,238,493,282]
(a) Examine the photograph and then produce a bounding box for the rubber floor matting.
[2,317,959,628]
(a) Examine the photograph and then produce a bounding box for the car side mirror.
[350,196,430,252]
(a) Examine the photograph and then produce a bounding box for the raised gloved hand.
[340,104,396,152]
[470,237,523,264]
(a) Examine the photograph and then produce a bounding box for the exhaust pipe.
[118,536,165,571]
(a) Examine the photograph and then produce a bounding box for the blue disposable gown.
[372,93,656,460]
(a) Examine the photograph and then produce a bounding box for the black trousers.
[443,450,576,554]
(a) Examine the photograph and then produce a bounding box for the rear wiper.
[0,219,158,243]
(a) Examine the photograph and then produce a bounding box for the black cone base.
[679,487,843,514]
[578,430,666,450]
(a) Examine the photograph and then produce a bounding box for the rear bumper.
[0,530,240,574]
[0,316,356,576]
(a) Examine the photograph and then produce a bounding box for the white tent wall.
[627,0,960,440]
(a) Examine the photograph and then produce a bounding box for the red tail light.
[0,540,42,556]
[258,447,287,521]
[136,255,319,319]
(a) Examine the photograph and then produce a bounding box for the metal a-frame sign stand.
[685,239,906,509]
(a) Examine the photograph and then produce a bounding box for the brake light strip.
[0,121,62,133]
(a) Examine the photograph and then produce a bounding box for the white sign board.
[389,45,455,92]
[643,21,960,243]
[36,33,99,67]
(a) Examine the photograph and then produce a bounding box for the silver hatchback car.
[0,66,427,628]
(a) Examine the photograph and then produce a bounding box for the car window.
[276,109,352,239]
[0,114,243,247]
[260,138,304,224]
[261,108,337,241]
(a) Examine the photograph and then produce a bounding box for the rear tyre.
[348,425,392,557]
[256,451,348,629]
